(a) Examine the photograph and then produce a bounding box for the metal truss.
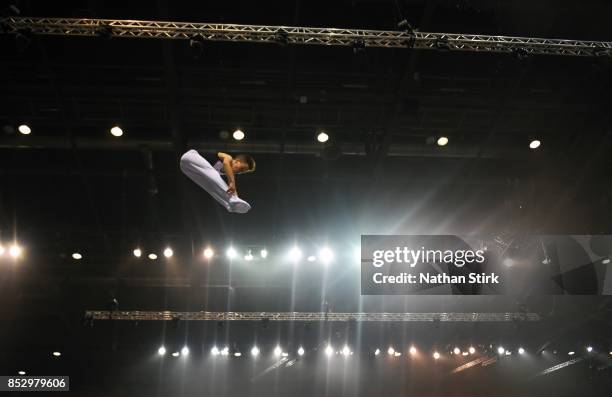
[2,17,612,57]
[85,310,541,322]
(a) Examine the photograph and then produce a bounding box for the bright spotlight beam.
[9,245,22,258]
[319,247,334,265]
[288,246,302,263]
[226,247,237,259]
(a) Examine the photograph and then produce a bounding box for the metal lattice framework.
[85,310,541,322]
[2,17,612,57]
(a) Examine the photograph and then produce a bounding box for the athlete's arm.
[218,152,237,195]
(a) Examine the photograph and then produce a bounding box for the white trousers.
[180,150,251,214]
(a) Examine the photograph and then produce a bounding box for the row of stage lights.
[15,346,610,376]
[156,344,609,359]
[11,123,543,149]
[68,245,339,264]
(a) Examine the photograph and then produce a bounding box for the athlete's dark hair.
[235,154,256,173]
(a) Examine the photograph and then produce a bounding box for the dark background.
[1,0,611,396]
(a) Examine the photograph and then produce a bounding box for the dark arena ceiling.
[1,1,612,396]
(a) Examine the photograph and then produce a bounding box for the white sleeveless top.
[213,160,225,175]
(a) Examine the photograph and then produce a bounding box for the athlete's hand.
[226,182,237,196]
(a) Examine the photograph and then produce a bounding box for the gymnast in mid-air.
[180,149,256,213]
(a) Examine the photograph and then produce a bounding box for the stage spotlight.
[18,371,26,376]
[394,352,402,357]
[133,248,142,258]
[409,346,417,355]
[163,247,173,258]
[18,124,31,135]
[307,255,317,262]
[374,349,381,356]
[9,245,22,258]
[342,345,351,356]
[72,252,82,260]
[433,351,440,360]
[281,352,289,357]
[288,246,302,262]
[586,346,593,352]
[234,352,242,357]
[274,346,282,357]
[468,346,476,355]
[462,351,469,356]
[148,253,157,260]
[172,351,180,357]
[497,346,505,355]
[211,346,220,356]
[568,351,575,356]
[437,136,448,146]
[518,347,525,355]
[233,129,245,141]
[110,126,123,137]
[203,248,214,259]
[260,249,268,258]
[158,346,166,356]
[325,345,334,357]
[297,347,305,356]
[52,351,61,357]
[609,351,612,355]
[529,139,541,149]
[251,346,260,357]
[387,347,395,356]
[221,347,229,356]
[226,247,237,259]
[317,131,329,143]
[602,258,610,264]
[244,250,254,261]
[0,245,4,256]
[453,347,461,355]
[505,350,512,356]
[319,247,334,265]
[181,346,189,356]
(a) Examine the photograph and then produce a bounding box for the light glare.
[110,126,123,137]
[158,346,166,356]
[437,136,448,146]
[204,248,214,259]
[226,247,237,259]
[9,245,22,258]
[233,129,245,140]
[529,139,541,149]
[163,247,173,258]
[288,246,302,262]
[18,124,31,135]
[319,247,334,264]
[317,131,329,143]
[133,248,142,257]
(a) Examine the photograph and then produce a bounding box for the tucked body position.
[180,149,256,213]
